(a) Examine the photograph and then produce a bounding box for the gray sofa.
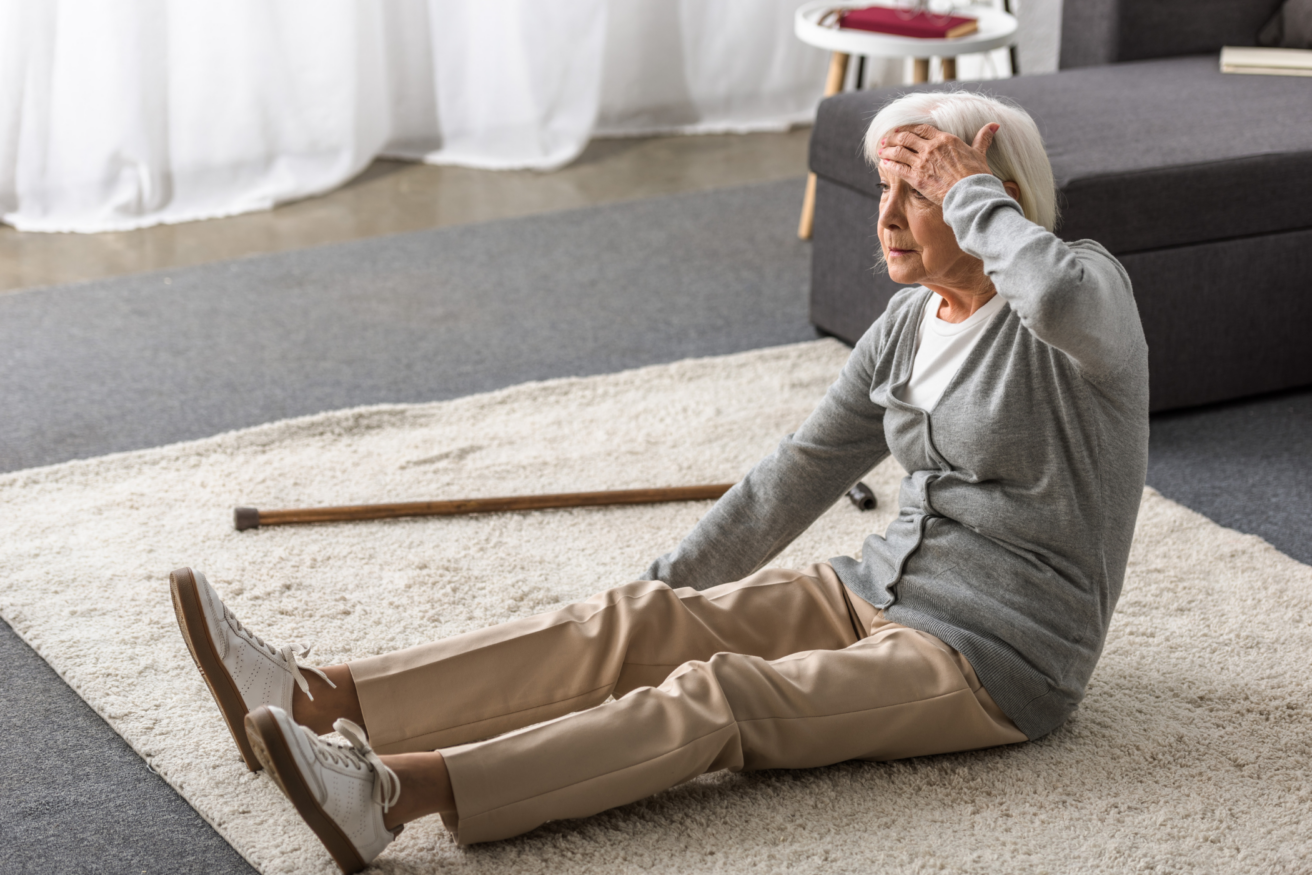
[806,0,1312,412]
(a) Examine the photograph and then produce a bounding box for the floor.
[2,130,817,875]
[0,177,819,475]
[2,127,1309,875]
[0,130,811,294]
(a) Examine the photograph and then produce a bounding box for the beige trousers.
[349,563,1026,845]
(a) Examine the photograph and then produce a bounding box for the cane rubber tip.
[846,482,877,512]
[234,507,261,531]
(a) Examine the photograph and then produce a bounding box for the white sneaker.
[245,705,401,874]
[169,566,336,771]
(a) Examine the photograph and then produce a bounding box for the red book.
[838,5,979,39]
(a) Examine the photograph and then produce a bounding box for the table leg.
[942,57,957,81]
[798,51,851,241]
[913,58,930,83]
[1003,0,1020,75]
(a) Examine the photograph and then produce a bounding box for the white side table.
[794,2,1019,238]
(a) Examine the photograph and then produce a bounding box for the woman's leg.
[430,613,1026,845]
[291,664,363,735]
[287,562,868,831]
[343,563,865,755]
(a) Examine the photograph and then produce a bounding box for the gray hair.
[863,90,1058,232]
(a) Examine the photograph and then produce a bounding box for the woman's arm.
[944,174,1138,382]
[877,123,1139,382]
[641,322,892,591]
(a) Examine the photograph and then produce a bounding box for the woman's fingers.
[894,124,938,143]
[877,124,991,205]
[881,123,997,168]
[971,123,1000,156]
[877,144,918,166]
[877,146,918,177]
[878,140,931,183]
[880,154,941,203]
[882,127,935,152]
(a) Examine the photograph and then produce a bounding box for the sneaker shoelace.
[302,720,403,814]
[223,606,337,701]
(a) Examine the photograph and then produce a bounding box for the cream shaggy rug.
[2,340,1310,875]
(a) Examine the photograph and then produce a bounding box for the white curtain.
[1,1,393,232]
[0,0,834,233]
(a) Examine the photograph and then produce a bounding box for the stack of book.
[837,5,979,40]
[1220,45,1312,76]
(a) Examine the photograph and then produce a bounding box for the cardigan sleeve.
[943,174,1140,383]
[640,320,892,591]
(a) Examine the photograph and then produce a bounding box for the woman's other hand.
[877,123,999,205]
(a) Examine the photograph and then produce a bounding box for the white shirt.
[898,291,1007,412]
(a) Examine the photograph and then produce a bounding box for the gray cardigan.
[643,174,1149,740]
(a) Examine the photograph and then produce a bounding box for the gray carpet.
[0,181,816,474]
[1149,386,1312,569]
[0,618,254,875]
[1,176,1308,874]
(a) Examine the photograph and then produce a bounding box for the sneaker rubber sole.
[169,566,262,771]
[245,706,369,875]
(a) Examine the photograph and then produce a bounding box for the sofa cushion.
[809,55,1312,254]
[1059,0,1284,68]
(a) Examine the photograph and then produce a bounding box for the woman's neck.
[925,282,997,324]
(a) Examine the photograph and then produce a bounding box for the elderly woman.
[170,91,1148,873]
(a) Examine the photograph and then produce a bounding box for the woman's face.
[876,171,987,294]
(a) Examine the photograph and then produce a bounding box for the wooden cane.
[234,482,878,531]
[234,485,737,531]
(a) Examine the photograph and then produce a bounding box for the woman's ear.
[1003,180,1021,202]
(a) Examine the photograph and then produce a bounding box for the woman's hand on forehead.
[877,123,999,205]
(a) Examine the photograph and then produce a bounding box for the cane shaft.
[238,484,735,530]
